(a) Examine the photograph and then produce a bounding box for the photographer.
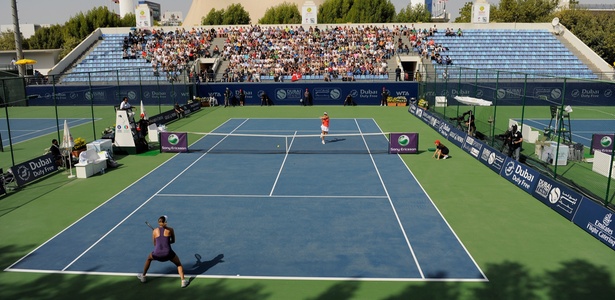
[507,124,523,161]
[449,110,474,134]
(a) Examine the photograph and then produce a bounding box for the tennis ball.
[277,144,280,148]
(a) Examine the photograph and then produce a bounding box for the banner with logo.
[531,175,583,220]
[461,135,484,159]
[591,134,614,154]
[10,154,59,186]
[389,133,418,154]
[447,126,467,149]
[160,132,188,153]
[500,157,540,194]
[572,199,615,251]
[477,144,507,174]
[149,102,201,126]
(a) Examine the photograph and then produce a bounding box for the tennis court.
[520,118,615,147]
[0,118,93,145]
[6,118,485,281]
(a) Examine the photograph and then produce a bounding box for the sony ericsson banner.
[10,153,59,186]
[500,157,540,194]
[389,133,418,154]
[591,134,614,154]
[160,132,188,153]
[478,143,507,174]
[531,174,583,221]
[572,199,615,250]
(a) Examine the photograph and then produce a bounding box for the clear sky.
[1,0,609,25]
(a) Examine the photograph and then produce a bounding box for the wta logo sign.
[160,132,188,153]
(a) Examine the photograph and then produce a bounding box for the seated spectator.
[50,139,63,167]
[445,56,453,65]
[174,103,185,118]
[457,28,463,37]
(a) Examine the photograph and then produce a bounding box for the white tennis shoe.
[137,274,146,283]
[181,279,190,288]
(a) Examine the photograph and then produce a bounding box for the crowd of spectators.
[119,23,459,82]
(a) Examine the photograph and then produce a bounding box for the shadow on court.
[186,253,225,276]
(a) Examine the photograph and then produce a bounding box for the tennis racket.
[145,221,154,230]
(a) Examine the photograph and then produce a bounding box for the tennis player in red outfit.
[320,112,329,144]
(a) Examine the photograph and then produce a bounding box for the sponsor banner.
[531,175,583,220]
[427,113,442,131]
[447,126,467,149]
[148,110,178,126]
[26,85,192,106]
[160,132,188,153]
[572,199,615,251]
[461,135,484,159]
[422,81,615,106]
[200,82,419,106]
[478,144,507,174]
[408,103,417,115]
[182,101,201,115]
[149,102,201,126]
[10,154,58,186]
[437,119,451,140]
[500,157,540,194]
[419,108,435,125]
[389,133,418,154]
[591,134,614,155]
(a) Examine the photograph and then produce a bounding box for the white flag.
[140,100,147,120]
[61,119,74,149]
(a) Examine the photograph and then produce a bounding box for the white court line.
[354,118,425,279]
[61,119,251,271]
[5,268,486,282]
[269,131,296,196]
[157,193,388,199]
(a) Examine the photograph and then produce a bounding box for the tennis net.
[187,132,392,154]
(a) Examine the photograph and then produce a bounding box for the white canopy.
[454,96,493,106]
